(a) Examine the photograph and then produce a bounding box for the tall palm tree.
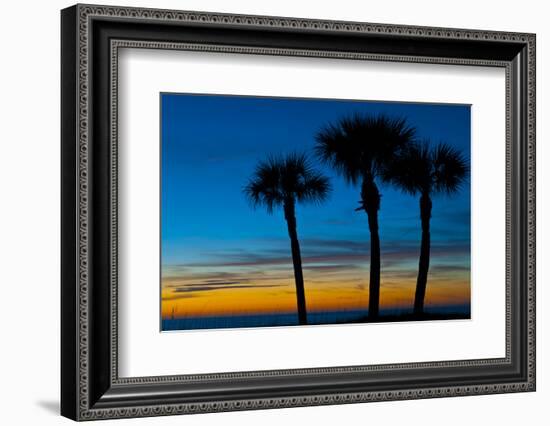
[243,153,331,325]
[315,114,416,319]
[384,140,468,316]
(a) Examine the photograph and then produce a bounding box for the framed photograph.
[61,4,536,421]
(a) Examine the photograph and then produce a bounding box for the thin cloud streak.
[173,284,285,293]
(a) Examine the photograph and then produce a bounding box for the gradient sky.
[161,93,471,321]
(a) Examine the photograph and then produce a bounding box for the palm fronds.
[243,153,331,213]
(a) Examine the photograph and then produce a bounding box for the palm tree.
[315,114,416,319]
[243,153,331,325]
[384,140,468,316]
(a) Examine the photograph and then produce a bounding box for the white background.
[0,0,547,425]
[119,49,506,377]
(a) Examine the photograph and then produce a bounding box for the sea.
[161,305,470,331]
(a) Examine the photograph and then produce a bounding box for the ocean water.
[161,305,470,331]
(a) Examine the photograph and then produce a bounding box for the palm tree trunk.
[361,178,381,320]
[284,200,308,325]
[414,193,432,316]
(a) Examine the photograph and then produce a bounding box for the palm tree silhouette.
[315,114,416,319]
[243,153,331,325]
[384,140,468,316]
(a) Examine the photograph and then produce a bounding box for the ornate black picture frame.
[61,4,536,421]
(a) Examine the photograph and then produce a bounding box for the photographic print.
[160,93,471,331]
